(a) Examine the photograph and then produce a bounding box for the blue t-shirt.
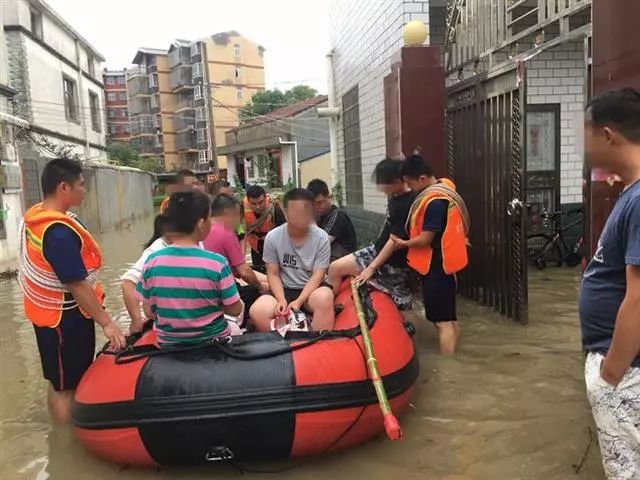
[579,180,640,366]
[422,199,448,275]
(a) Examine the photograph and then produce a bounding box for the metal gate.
[446,63,528,323]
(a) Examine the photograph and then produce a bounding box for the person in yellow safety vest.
[390,155,470,355]
[159,169,197,214]
[18,158,126,423]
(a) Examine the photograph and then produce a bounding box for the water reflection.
[0,216,604,479]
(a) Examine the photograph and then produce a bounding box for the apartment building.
[103,69,129,143]
[2,0,107,178]
[128,31,265,173]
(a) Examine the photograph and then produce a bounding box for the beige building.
[127,32,265,173]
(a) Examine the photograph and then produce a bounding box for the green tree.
[107,142,139,167]
[240,85,318,121]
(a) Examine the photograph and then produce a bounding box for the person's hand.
[600,359,623,387]
[129,319,144,335]
[103,321,126,351]
[354,266,375,287]
[275,298,290,317]
[288,298,303,312]
[390,234,408,248]
[258,281,270,295]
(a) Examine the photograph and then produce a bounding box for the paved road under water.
[0,216,605,479]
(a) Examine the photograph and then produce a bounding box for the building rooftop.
[230,95,328,132]
[35,0,105,60]
[131,47,168,64]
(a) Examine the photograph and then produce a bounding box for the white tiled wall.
[329,0,431,213]
[527,41,586,205]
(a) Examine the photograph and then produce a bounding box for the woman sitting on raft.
[136,191,244,346]
[121,214,173,334]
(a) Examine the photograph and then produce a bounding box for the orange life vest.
[159,196,170,214]
[406,179,469,275]
[20,203,104,328]
[243,197,277,252]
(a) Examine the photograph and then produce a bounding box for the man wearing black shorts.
[19,158,125,423]
[392,155,469,354]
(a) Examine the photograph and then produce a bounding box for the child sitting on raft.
[137,191,244,346]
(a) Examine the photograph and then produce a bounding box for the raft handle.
[205,446,234,462]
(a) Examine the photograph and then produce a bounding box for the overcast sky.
[46,0,331,93]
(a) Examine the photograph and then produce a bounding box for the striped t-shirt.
[137,245,240,346]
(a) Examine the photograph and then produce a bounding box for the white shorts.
[585,352,640,479]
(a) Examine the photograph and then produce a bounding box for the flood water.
[0,216,604,479]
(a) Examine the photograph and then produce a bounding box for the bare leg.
[305,286,335,330]
[48,386,74,424]
[328,254,360,293]
[435,321,459,355]
[249,295,278,332]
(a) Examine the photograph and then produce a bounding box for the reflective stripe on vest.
[20,203,104,327]
[243,197,275,252]
[406,180,469,276]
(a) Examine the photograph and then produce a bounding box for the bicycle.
[527,207,585,269]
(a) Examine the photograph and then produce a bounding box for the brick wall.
[330,0,431,214]
[526,41,586,205]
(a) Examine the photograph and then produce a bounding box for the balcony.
[128,96,151,116]
[168,46,191,69]
[150,94,160,114]
[127,75,149,97]
[192,62,203,81]
[175,92,195,113]
[126,66,147,79]
[196,128,208,149]
[195,107,207,128]
[171,65,194,91]
[129,115,157,137]
[176,130,197,151]
[174,115,195,132]
[131,136,162,156]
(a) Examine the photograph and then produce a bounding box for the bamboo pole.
[350,280,402,441]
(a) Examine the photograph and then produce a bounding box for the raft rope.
[17,215,100,311]
[405,182,471,238]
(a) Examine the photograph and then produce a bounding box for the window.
[108,109,116,118]
[106,77,115,85]
[247,156,254,177]
[342,86,363,206]
[192,62,202,80]
[62,76,79,122]
[196,107,206,122]
[197,129,206,143]
[234,44,241,57]
[123,108,128,118]
[190,42,201,58]
[236,88,243,100]
[89,91,101,132]
[198,150,209,164]
[149,74,158,88]
[109,125,117,134]
[194,85,203,100]
[107,92,116,102]
[234,67,241,79]
[151,95,159,109]
[118,76,126,85]
[119,92,127,101]
[30,9,43,40]
[124,124,130,134]
[87,54,96,77]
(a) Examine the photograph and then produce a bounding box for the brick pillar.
[383,46,446,176]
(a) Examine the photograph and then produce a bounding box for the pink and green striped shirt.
[137,245,240,346]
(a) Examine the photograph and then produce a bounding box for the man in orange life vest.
[391,155,469,354]
[159,169,197,214]
[18,158,125,423]
[244,185,286,271]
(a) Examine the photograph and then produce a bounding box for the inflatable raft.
[72,285,418,466]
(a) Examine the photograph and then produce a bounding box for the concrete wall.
[300,151,332,189]
[290,104,331,163]
[330,0,431,214]
[74,164,154,233]
[527,41,586,206]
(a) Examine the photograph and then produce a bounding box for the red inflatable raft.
[72,285,418,466]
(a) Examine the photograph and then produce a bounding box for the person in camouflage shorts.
[328,158,416,311]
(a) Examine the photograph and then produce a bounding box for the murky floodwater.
[0,216,604,479]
